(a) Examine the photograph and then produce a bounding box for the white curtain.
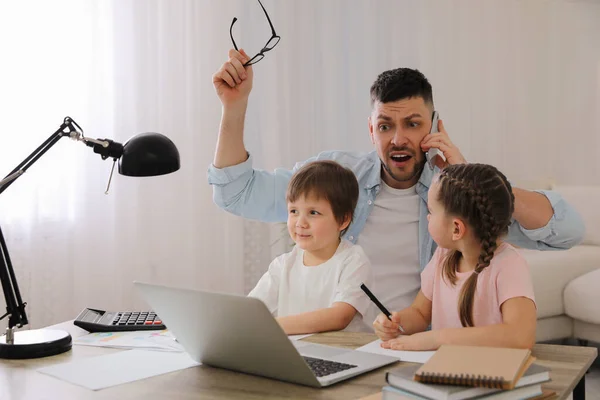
[0,0,599,329]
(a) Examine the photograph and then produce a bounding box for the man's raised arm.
[212,49,253,168]
[208,49,291,223]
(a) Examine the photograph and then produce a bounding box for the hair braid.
[438,174,473,288]
[437,164,514,327]
[459,189,502,326]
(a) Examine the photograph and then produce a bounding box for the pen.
[360,283,405,333]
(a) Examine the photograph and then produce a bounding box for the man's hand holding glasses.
[212,49,254,107]
[213,0,279,106]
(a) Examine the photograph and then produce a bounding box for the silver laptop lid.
[134,281,320,387]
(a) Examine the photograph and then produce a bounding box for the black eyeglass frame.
[229,0,280,66]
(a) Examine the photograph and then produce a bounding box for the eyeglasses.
[229,0,280,66]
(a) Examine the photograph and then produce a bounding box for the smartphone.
[426,111,445,169]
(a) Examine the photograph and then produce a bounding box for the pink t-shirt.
[421,242,536,330]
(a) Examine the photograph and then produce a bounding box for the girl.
[374,163,536,350]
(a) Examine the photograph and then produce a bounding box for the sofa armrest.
[521,245,600,319]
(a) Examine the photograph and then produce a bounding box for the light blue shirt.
[208,150,585,271]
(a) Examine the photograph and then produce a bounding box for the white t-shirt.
[248,239,371,332]
[356,181,421,326]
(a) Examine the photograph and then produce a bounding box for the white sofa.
[520,185,600,343]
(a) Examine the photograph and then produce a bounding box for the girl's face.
[426,180,456,249]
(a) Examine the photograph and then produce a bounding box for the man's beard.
[380,154,426,184]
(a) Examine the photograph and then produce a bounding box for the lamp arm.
[0,227,26,328]
[0,117,82,195]
[0,117,83,329]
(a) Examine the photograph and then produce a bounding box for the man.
[208,49,584,328]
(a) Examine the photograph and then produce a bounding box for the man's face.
[369,97,433,189]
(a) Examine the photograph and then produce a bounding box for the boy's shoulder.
[273,241,370,268]
[271,245,302,267]
[337,238,357,252]
[336,240,370,263]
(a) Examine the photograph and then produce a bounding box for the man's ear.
[368,116,375,144]
[452,218,467,241]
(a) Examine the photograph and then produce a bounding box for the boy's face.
[287,194,347,258]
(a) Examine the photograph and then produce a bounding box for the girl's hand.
[373,312,403,341]
[380,330,439,351]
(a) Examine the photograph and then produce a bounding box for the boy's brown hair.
[286,160,359,236]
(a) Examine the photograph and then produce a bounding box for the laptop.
[134,281,398,387]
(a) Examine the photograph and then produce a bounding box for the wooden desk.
[0,322,596,400]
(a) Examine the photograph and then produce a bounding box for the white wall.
[0,0,598,328]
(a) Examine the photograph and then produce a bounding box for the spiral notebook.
[388,363,550,400]
[414,345,535,390]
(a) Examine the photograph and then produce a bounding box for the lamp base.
[0,328,72,359]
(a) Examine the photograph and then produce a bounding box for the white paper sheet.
[37,349,199,391]
[288,334,313,341]
[355,339,435,363]
[74,330,184,352]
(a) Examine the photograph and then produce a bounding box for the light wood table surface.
[0,322,596,400]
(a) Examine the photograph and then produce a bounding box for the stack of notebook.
[382,345,552,400]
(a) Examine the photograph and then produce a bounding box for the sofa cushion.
[551,185,600,246]
[564,268,600,325]
[521,245,600,319]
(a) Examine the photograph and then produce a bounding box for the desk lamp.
[0,117,180,359]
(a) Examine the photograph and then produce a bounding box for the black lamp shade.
[118,133,180,177]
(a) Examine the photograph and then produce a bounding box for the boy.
[249,160,372,334]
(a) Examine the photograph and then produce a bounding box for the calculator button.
[153,320,162,325]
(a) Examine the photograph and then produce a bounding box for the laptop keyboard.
[302,356,358,377]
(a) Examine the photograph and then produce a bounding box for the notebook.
[386,363,550,400]
[414,345,535,390]
[381,384,543,400]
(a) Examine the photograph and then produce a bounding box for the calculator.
[73,308,166,332]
